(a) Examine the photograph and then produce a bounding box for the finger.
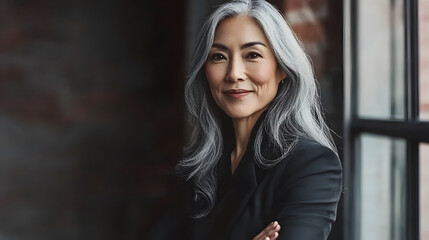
[261,222,281,240]
[266,223,281,237]
[253,221,278,240]
[270,232,279,240]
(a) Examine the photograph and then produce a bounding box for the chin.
[224,109,255,120]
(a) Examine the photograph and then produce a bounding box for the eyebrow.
[211,41,267,50]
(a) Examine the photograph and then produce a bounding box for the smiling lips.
[224,89,253,99]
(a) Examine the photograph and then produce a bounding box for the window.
[344,0,429,239]
[419,0,429,120]
[420,143,429,239]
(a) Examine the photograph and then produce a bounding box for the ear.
[276,67,287,83]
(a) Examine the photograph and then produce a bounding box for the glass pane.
[358,134,406,240]
[357,0,405,119]
[419,0,429,120]
[420,143,429,239]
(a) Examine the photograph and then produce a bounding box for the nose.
[225,56,245,82]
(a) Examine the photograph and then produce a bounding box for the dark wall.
[0,0,184,239]
[0,0,344,239]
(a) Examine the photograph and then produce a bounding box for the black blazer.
[149,115,342,240]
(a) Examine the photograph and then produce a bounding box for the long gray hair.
[176,0,337,218]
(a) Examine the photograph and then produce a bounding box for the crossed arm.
[254,143,342,240]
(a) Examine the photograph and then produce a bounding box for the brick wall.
[0,0,184,239]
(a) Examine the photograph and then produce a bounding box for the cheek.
[249,65,280,86]
[249,66,280,100]
[205,65,224,88]
[205,65,224,106]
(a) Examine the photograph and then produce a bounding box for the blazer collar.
[210,110,268,238]
[209,150,257,239]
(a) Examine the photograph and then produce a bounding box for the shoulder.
[274,137,342,178]
[291,137,339,161]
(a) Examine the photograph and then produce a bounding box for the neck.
[230,110,265,173]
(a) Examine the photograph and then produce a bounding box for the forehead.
[213,15,269,44]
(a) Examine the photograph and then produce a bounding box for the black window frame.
[344,0,427,239]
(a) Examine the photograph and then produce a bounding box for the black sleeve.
[274,143,342,240]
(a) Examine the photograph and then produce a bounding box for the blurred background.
[0,0,428,239]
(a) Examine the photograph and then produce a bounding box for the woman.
[151,0,342,239]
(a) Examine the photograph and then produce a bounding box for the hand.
[252,221,281,240]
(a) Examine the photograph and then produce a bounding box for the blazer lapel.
[211,152,258,239]
[208,110,268,239]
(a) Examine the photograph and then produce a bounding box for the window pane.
[357,0,405,119]
[419,0,429,120]
[420,143,429,239]
[358,134,406,240]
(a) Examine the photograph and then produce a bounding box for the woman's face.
[205,15,286,120]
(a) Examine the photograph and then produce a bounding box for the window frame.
[344,0,426,239]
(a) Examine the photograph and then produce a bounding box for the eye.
[210,53,227,61]
[246,52,262,59]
